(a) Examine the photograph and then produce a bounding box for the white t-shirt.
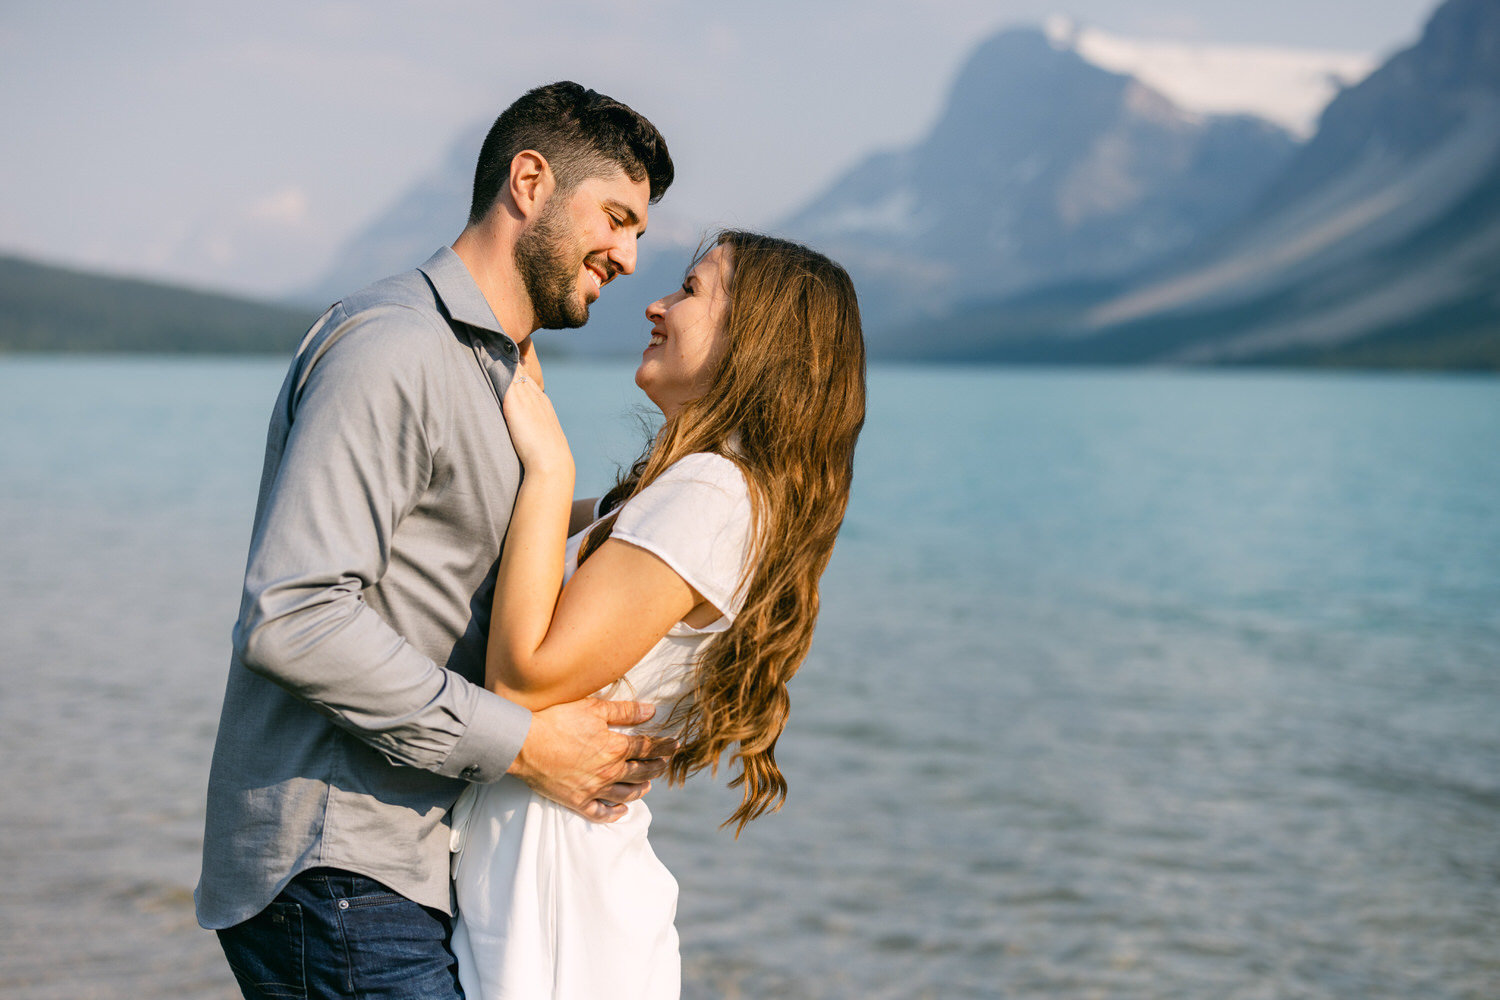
[564,451,755,716]
[595,451,754,621]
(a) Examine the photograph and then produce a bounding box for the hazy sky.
[0,0,1439,298]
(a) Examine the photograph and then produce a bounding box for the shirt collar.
[417,246,512,342]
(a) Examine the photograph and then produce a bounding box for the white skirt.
[449,777,681,1000]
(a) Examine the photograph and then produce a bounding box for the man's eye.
[681,282,693,295]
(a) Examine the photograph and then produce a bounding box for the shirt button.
[460,765,480,780]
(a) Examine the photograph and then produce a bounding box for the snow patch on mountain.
[1045,16,1375,138]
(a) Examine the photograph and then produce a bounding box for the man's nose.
[611,233,638,276]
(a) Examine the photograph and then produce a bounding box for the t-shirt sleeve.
[610,453,754,619]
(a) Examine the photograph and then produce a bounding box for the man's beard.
[514,198,591,330]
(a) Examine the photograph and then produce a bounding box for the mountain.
[923,0,1500,369]
[299,124,490,308]
[305,23,1360,357]
[779,26,1302,347]
[0,255,318,354]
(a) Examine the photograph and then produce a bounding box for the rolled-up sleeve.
[234,305,528,780]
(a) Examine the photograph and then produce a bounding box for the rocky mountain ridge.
[298,22,1346,357]
[921,0,1500,369]
[783,26,1301,338]
[289,5,1500,369]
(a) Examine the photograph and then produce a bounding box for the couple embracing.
[196,82,867,999]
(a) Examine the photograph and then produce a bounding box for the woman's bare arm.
[489,537,706,710]
[489,376,712,711]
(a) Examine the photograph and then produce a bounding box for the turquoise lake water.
[1,356,1497,998]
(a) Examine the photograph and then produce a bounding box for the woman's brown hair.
[578,229,867,833]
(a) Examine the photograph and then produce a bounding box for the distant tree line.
[4,251,1492,369]
[0,255,319,354]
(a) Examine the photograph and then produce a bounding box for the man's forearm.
[235,585,530,781]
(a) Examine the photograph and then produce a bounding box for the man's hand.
[508,698,678,822]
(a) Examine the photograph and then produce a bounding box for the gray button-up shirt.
[196,247,533,928]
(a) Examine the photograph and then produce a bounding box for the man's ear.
[509,150,555,221]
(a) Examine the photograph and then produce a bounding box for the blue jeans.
[216,867,464,1000]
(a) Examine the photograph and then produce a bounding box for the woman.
[448,230,866,999]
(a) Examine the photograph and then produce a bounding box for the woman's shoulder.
[613,451,756,617]
[622,452,749,521]
[615,452,751,526]
[654,451,747,492]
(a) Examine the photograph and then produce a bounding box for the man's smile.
[583,257,614,295]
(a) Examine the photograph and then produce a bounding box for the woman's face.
[636,244,733,419]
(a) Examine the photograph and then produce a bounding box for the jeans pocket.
[335,891,461,999]
[218,901,307,999]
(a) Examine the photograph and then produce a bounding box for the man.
[197,82,676,999]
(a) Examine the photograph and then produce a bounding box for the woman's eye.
[681,282,693,295]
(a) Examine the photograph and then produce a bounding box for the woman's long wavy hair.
[578,230,866,834]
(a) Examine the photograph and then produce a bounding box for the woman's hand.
[503,367,574,481]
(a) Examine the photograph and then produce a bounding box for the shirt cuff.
[437,688,531,783]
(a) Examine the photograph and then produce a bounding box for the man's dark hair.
[468,81,674,224]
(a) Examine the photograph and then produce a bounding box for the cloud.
[247,187,311,227]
